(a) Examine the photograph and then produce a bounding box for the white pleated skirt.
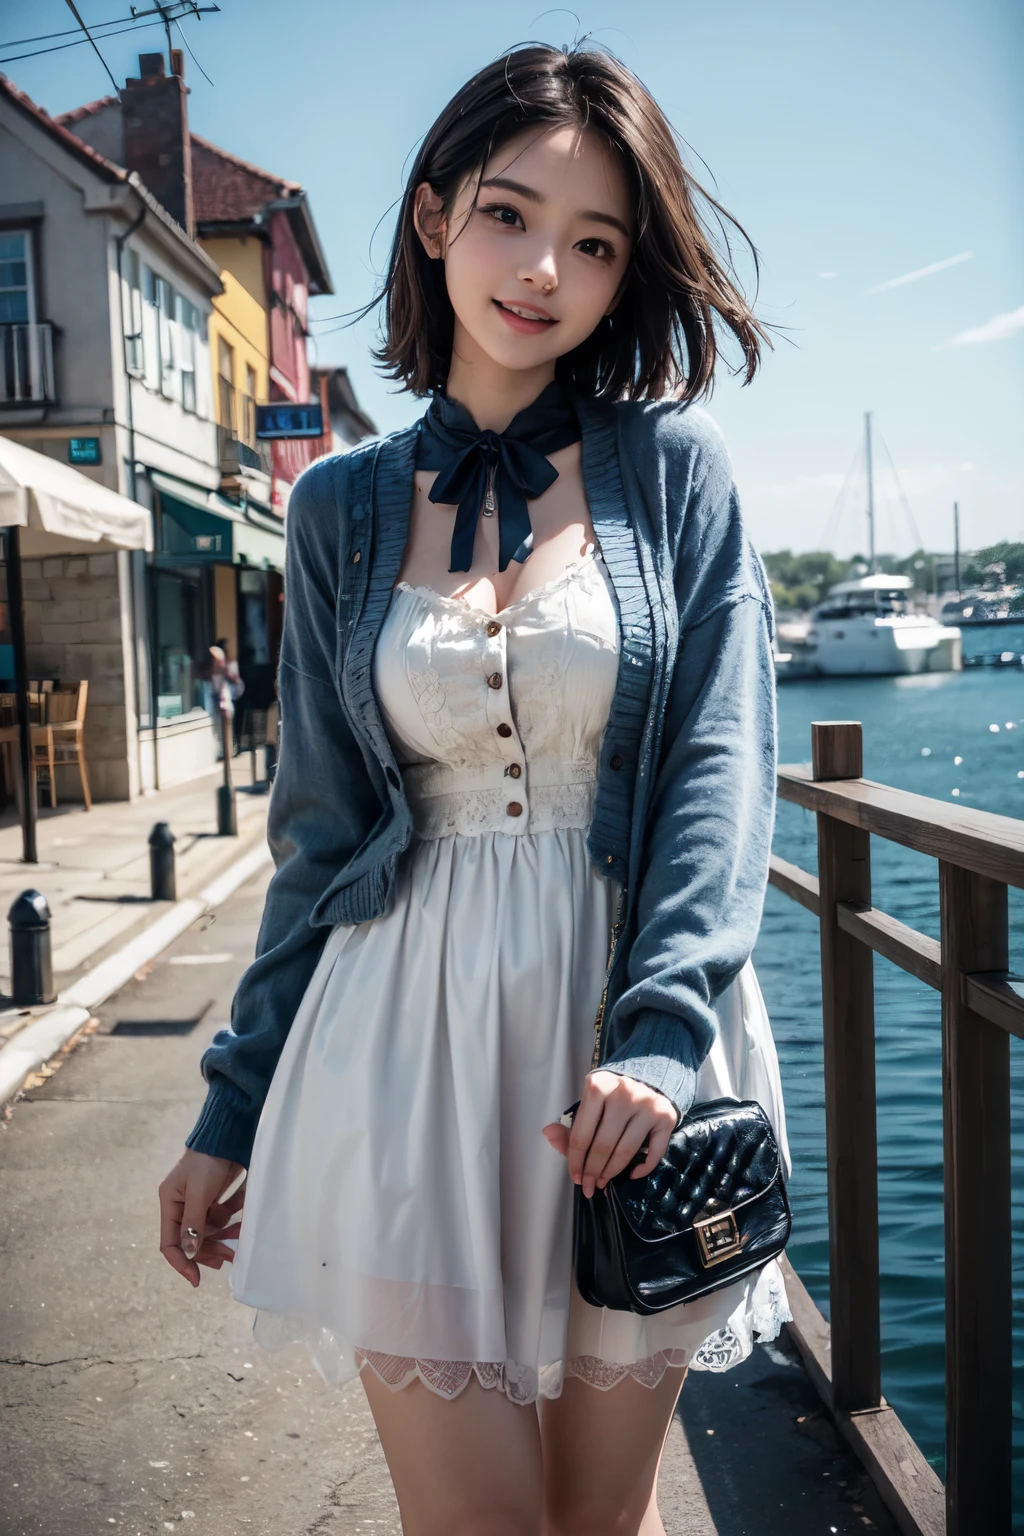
[230,825,791,1403]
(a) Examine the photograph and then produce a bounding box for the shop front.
[146,471,284,790]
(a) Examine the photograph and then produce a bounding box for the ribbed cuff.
[598,1007,706,1127]
[185,1076,260,1168]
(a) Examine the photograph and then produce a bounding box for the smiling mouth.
[493,300,557,328]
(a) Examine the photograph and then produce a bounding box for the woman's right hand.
[159,1149,246,1288]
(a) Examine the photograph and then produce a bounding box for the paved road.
[0,865,895,1535]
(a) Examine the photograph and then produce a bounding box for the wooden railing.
[770,721,1022,1536]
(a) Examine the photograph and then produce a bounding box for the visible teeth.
[502,304,549,320]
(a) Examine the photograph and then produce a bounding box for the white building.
[0,72,245,796]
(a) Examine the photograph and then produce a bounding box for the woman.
[159,43,790,1535]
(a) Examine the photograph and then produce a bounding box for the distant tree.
[761,550,854,611]
[961,541,1024,589]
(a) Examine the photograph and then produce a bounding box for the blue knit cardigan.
[186,397,777,1167]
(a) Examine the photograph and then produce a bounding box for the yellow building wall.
[199,234,269,418]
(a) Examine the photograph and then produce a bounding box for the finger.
[160,1238,200,1286]
[198,1237,236,1265]
[541,1123,569,1158]
[180,1186,208,1270]
[580,1105,635,1198]
[566,1090,606,1186]
[629,1120,675,1178]
[578,1099,635,1196]
[208,1218,241,1242]
[592,1115,652,1188]
[158,1178,195,1282]
[209,1177,247,1223]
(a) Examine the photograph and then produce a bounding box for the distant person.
[162,43,788,1534]
[201,640,244,758]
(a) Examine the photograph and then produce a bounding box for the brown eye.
[577,237,615,260]
[481,204,524,229]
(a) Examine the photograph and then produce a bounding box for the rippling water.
[756,622,1024,1512]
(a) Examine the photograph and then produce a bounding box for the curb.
[0,841,272,1106]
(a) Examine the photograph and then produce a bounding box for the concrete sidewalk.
[0,756,270,1043]
[0,866,898,1536]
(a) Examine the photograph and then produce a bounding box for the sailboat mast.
[864,410,876,574]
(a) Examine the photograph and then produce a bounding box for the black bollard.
[148,821,177,901]
[9,889,56,1006]
[264,740,277,786]
[217,709,237,835]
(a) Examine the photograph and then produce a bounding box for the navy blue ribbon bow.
[416,382,581,573]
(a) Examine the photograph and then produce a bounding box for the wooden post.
[939,862,1011,1534]
[811,721,881,1412]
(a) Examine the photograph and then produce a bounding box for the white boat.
[800,574,962,676]
[774,414,962,679]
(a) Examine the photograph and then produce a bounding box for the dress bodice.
[372,550,620,840]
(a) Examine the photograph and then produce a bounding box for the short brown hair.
[373,43,769,402]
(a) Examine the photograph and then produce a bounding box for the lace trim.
[354,1347,690,1403]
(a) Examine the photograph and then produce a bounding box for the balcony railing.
[0,323,56,405]
[217,382,272,477]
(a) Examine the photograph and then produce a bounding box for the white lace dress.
[229,548,792,1403]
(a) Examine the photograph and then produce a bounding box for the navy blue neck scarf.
[415,381,581,573]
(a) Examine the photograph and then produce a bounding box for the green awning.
[150,471,284,569]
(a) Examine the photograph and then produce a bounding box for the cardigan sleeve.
[185,457,383,1167]
[598,418,777,1123]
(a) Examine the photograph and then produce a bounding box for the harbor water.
[757,622,1024,1509]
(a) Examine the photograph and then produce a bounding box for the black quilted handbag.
[566,1096,791,1315]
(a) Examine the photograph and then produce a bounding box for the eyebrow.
[479,176,631,240]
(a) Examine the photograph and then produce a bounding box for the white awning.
[0,435,152,551]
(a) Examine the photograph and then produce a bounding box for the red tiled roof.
[0,74,125,181]
[53,94,118,125]
[191,132,301,224]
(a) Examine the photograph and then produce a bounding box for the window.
[142,272,178,398]
[243,363,257,444]
[217,336,235,431]
[122,247,144,374]
[0,231,34,325]
[178,295,198,413]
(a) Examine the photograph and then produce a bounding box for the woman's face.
[417,125,634,380]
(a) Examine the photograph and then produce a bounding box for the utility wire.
[1,0,206,48]
[1,17,165,64]
[62,0,123,98]
[174,15,213,85]
[1,3,217,64]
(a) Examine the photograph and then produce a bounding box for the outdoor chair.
[42,681,91,810]
[0,693,57,811]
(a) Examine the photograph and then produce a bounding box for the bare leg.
[360,1364,544,1536]
[539,1367,687,1536]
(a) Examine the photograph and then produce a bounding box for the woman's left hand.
[541,1071,678,1198]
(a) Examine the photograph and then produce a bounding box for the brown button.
[487,672,503,690]
[351,550,361,563]
[610,753,624,770]
[506,801,523,817]
[496,722,512,738]
[486,620,502,637]
[606,854,614,865]
[507,763,522,779]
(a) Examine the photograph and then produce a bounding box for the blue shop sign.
[68,437,102,465]
[255,402,323,440]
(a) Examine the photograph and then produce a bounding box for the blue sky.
[4,0,1021,556]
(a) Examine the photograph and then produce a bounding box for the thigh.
[539,1367,687,1536]
[360,1364,544,1536]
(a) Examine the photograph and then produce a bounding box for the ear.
[413,183,447,260]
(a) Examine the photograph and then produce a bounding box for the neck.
[444,320,557,433]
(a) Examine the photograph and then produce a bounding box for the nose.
[516,244,558,294]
